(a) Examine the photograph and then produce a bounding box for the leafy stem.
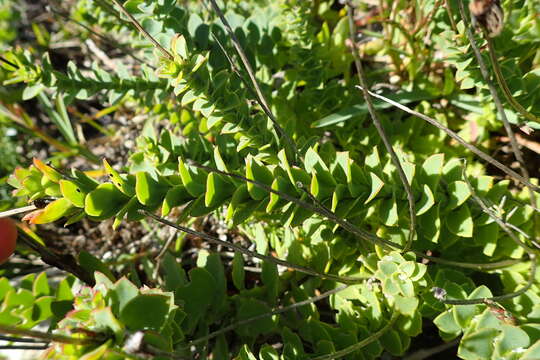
[484,31,539,124]
[187,160,521,271]
[311,312,399,360]
[346,1,417,253]
[188,285,350,346]
[109,0,173,60]
[206,0,299,164]
[141,209,368,284]
[440,254,536,305]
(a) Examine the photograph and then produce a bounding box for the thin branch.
[0,324,101,346]
[346,2,416,252]
[189,285,349,346]
[48,5,151,68]
[17,232,95,286]
[0,335,49,344]
[418,253,523,270]
[444,0,458,33]
[311,312,399,360]
[485,37,539,124]
[461,161,537,254]
[0,344,49,350]
[206,0,298,164]
[109,0,173,60]
[440,255,536,305]
[152,230,178,280]
[0,205,37,218]
[141,210,368,284]
[355,86,540,193]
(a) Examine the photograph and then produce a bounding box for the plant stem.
[355,86,540,193]
[441,255,536,305]
[311,312,399,360]
[346,1,416,253]
[0,324,99,346]
[185,160,520,271]
[461,162,537,255]
[485,36,539,124]
[141,210,368,284]
[109,0,173,60]
[189,285,349,346]
[206,0,298,165]
[457,0,538,242]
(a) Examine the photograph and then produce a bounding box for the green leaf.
[162,185,191,216]
[176,268,215,333]
[246,156,273,200]
[346,161,366,198]
[396,310,422,336]
[78,252,115,281]
[313,89,437,127]
[395,295,419,316]
[60,180,86,207]
[458,328,498,359]
[135,172,169,206]
[178,158,206,197]
[259,345,279,360]
[418,204,441,243]
[85,183,129,220]
[235,345,257,360]
[197,251,227,309]
[205,172,233,207]
[22,83,45,100]
[453,304,478,329]
[379,197,398,226]
[103,159,135,196]
[232,252,245,291]
[416,184,435,215]
[111,277,139,314]
[394,275,415,298]
[162,253,187,291]
[32,198,74,224]
[77,341,110,360]
[120,294,171,331]
[446,204,473,238]
[262,261,278,303]
[380,329,404,356]
[310,171,335,200]
[365,172,384,204]
[32,158,62,183]
[522,341,540,359]
[434,310,461,340]
[420,154,444,191]
[226,184,254,224]
[32,272,50,297]
[378,260,398,277]
[93,307,124,340]
[32,296,53,323]
[446,181,471,211]
[495,325,529,356]
[70,169,99,192]
[267,176,295,212]
[235,298,276,338]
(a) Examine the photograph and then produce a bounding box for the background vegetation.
[0,0,539,359]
